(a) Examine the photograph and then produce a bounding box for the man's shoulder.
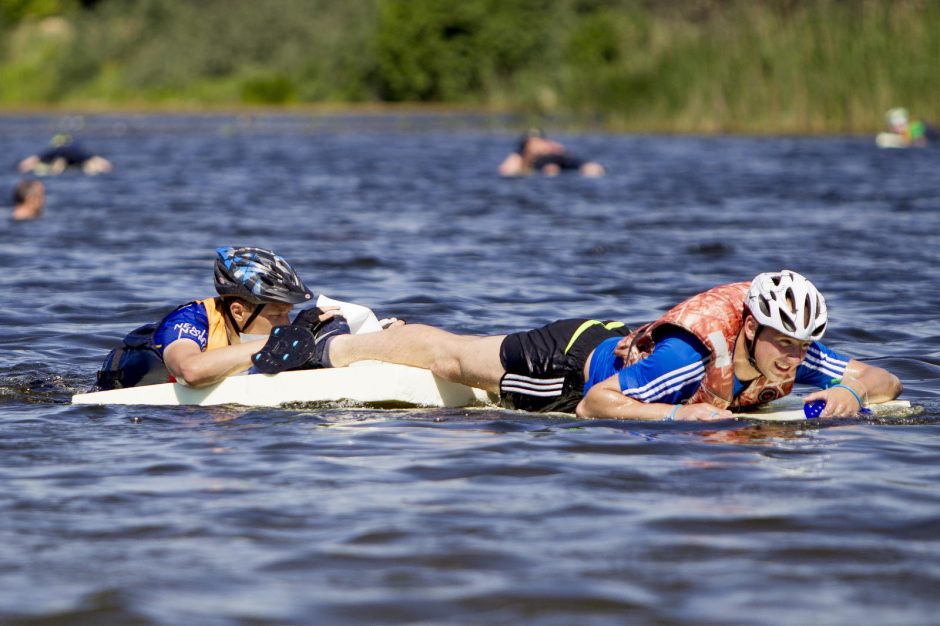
[157,300,210,328]
[153,300,212,352]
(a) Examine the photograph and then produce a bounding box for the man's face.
[751,325,811,381]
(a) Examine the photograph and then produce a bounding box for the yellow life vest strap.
[196,297,231,350]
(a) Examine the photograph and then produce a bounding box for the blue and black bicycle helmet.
[214,246,313,305]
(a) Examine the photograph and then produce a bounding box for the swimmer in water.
[17,134,113,176]
[498,128,605,177]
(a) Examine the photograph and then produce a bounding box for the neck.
[733,328,761,382]
[12,203,39,220]
[223,318,239,345]
[219,299,240,345]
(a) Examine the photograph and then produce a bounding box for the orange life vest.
[615,283,793,409]
[198,297,231,352]
[163,297,230,383]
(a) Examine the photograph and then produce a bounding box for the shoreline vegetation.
[1,0,936,134]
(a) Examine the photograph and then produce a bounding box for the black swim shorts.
[498,318,630,413]
[531,153,584,171]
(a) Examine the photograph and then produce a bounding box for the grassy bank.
[0,0,936,133]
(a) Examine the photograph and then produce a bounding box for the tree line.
[1,0,936,132]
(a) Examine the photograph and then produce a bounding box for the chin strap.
[745,321,769,378]
[222,300,266,336]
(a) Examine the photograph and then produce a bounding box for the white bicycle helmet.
[745,270,827,341]
[886,107,909,127]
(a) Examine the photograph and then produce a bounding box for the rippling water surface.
[2,113,939,625]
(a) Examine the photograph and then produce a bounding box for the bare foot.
[580,162,605,177]
[379,317,406,329]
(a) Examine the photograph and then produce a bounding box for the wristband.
[831,383,863,409]
[665,404,680,421]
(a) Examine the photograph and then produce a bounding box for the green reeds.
[554,0,940,133]
[0,0,936,134]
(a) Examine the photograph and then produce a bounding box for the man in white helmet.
[576,270,900,420]
[256,270,901,421]
[882,107,939,148]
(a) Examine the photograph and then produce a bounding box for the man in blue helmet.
[93,246,324,391]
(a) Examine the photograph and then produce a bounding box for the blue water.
[2,113,940,625]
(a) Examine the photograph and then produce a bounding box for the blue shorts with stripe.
[498,318,630,413]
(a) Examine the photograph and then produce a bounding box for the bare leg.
[83,156,113,175]
[328,325,506,393]
[580,162,605,177]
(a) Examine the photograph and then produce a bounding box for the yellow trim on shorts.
[564,320,625,355]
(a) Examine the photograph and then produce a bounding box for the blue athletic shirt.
[152,302,210,357]
[584,327,851,404]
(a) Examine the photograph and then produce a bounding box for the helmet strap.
[222,299,266,336]
[221,300,242,337]
[240,303,266,334]
[745,322,770,378]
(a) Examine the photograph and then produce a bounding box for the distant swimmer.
[11,179,45,221]
[876,108,940,148]
[17,133,113,175]
[253,270,902,421]
[498,128,605,177]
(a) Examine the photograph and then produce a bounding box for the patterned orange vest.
[614,283,792,409]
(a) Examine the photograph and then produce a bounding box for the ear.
[743,315,759,341]
[228,300,250,323]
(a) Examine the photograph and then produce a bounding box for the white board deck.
[876,132,909,149]
[734,399,912,422]
[72,358,912,421]
[72,361,494,408]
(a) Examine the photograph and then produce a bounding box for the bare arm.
[575,373,732,421]
[163,338,267,388]
[842,359,903,402]
[803,358,902,417]
[498,153,525,177]
[17,155,40,173]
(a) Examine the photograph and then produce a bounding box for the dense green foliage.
[1,0,937,132]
